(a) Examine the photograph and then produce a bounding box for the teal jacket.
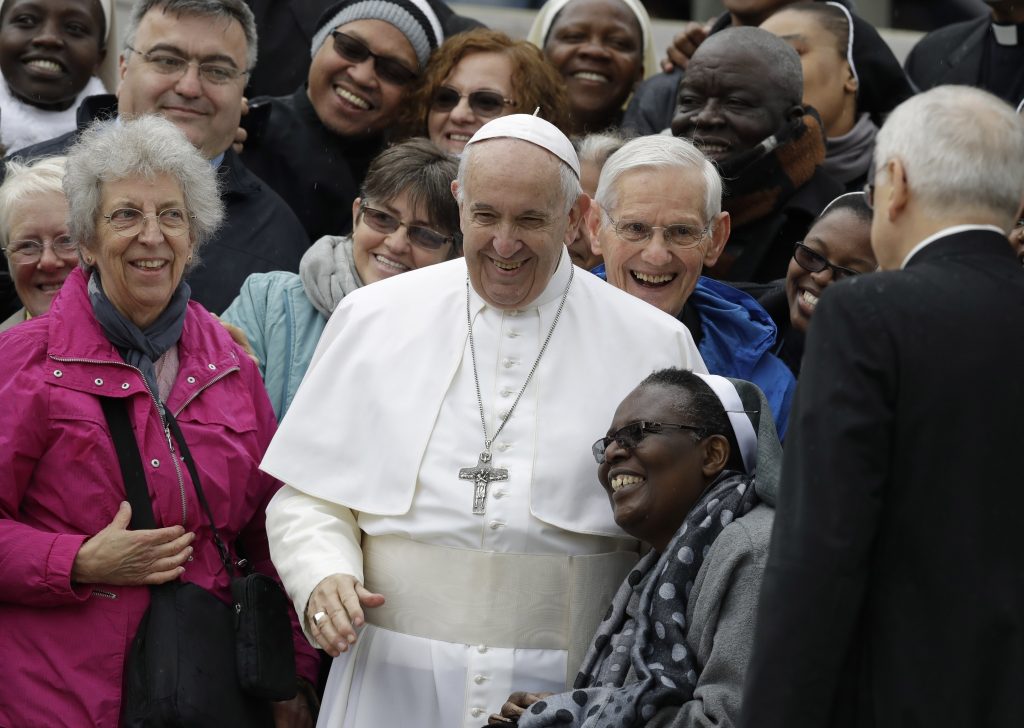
[222,271,327,421]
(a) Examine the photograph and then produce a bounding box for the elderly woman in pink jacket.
[0,116,317,727]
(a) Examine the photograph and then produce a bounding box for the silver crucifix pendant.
[458,451,508,515]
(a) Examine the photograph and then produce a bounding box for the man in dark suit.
[740,85,1024,727]
[904,0,1024,106]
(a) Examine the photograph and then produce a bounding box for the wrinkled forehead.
[603,165,708,223]
[136,7,249,64]
[685,42,764,90]
[466,138,564,187]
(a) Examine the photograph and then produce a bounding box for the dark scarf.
[88,270,190,406]
[716,111,826,230]
[706,112,827,280]
[518,470,760,728]
[823,113,877,187]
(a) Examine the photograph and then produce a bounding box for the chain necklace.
[458,264,574,514]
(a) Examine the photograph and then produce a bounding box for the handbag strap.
[99,396,235,578]
[163,409,236,578]
[100,397,158,531]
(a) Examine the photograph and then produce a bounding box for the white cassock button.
[507,309,519,317]
[186,376,196,384]
[507,330,520,338]
[94,378,103,386]
[471,708,484,717]
[150,459,160,467]
[489,520,504,530]
[497,442,511,451]
[502,358,514,368]
[474,675,487,684]
[492,490,506,499]
[498,410,509,420]
[477,645,488,653]
[500,388,513,397]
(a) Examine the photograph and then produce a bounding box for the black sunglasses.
[360,205,454,251]
[431,86,513,118]
[592,421,706,464]
[793,242,862,281]
[331,31,417,86]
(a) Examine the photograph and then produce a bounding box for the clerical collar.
[991,22,1022,46]
[468,246,573,313]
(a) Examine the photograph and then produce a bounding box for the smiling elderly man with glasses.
[239,0,446,245]
[590,134,796,438]
[1,0,309,316]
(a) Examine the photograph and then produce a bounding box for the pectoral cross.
[459,451,508,515]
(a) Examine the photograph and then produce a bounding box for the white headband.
[694,373,758,475]
[820,190,867,217]
[826,1,859,91]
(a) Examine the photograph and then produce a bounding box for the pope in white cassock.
[261,114,707,728]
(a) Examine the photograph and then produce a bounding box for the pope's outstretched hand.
[306,573,385,656]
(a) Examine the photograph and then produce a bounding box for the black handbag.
[101,398,296,727]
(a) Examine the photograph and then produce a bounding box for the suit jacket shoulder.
[904,15,988,90]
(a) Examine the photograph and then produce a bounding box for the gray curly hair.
[64,115,224,271]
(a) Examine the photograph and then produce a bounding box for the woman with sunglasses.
[488,368,780,728]
[398,28,570,155]
[771,191,875,376]
[222,138,461,420]
[240,0,444,243]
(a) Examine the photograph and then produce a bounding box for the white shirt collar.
[900,224,1006,268]
[992,22,1020,46]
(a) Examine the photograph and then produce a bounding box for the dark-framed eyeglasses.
[792,242,862,281]
[431,86,514,118]
[102,208,194,238]
[359,205,454,251]
[330,31,417,86]
[592,420,706,464]
[3,235,77,263]
[605,214,710,249]
[124,44,248,85]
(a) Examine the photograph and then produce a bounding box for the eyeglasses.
[792,242,862,281]
[125,44,248,85]
[431,86,514,118]
[330,31,417,86]
[103,208,194,238]
[360,205,454,250]
[592,420,706,464]
[3,235,77,263]
[605,214,710,249]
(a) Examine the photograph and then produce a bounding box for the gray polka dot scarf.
[518,470,759,727]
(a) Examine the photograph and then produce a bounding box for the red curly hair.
[397,28,571,139]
